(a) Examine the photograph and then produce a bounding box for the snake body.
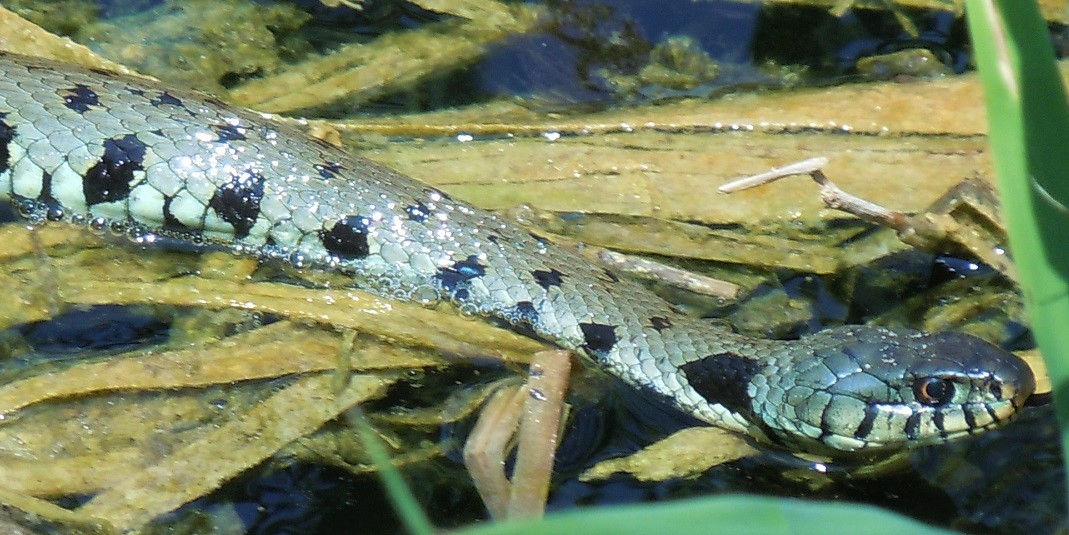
[0,52,1035,459]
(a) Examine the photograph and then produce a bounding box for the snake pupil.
[915,377,955,407]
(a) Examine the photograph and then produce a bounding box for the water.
[0,1,1063,533]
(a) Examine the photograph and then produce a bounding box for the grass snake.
[0,52,1035,461]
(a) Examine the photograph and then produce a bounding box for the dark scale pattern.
[208,170,265,239]
[405,201,430,222]
[532,268,563,289]
[932,411,948,439]
[150,91,184,108]
[0,51,1036,460]
[0,114,12,176]
[162,195,194,233]
[679,352,761,421]
[579,322,617,355]
[601,268,620,283]
[963,409,977,430]
[83,134,147,206]
[514,301,539,322]
[854,404,879,440]
[649,316,673,332]
[62,84,100,113]
[213,123,247,142]
[320,215,370,259]
[314,162,342,179]
[436,255,486,299]
[36,171,67,221]
[38,171,56,203]
[905,412,923,440]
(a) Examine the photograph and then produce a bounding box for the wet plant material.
[0,2,1062,533]
[0,210,1045,534]
[0,223,548,532]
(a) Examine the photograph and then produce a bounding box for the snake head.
[752,326,1036,458]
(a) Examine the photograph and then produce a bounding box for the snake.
[0,51,1035,461]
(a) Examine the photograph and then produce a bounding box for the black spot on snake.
[320,215,371,260]
[532,268,564,290]
[83,134,147,206]
[0,114,13,177]
[150,92,184,108]
[514,301,539,322]
[436,255,486,295]
[314,162,342,180]
[579,322,618,355]
[679,352,761,421]
[208,170,264,239]
[62,84,100,113]
[213,123,247,142]
[649,316,673,332]
[405,201,431,222]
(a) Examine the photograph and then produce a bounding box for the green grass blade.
[351,408,435,535]
[964,0,1069,487]
[456,495,955,535]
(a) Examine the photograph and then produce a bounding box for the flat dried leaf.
[0,6,141,75]
[0,225,548,360]
[76,373,393,531]
[580,427,761,482]
[229,3,543,113]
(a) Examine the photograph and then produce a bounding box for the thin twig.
[809,169,913,231]
[717,157,828,193]
[596,249,740,300]
[720,158,912,231]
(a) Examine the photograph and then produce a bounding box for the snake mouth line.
[1024,392,1053,407]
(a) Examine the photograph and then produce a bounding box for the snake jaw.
[754,326,1036,458]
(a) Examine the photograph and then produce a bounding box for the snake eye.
[914,377,956,407]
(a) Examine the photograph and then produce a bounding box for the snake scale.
[0,52,1035,460]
